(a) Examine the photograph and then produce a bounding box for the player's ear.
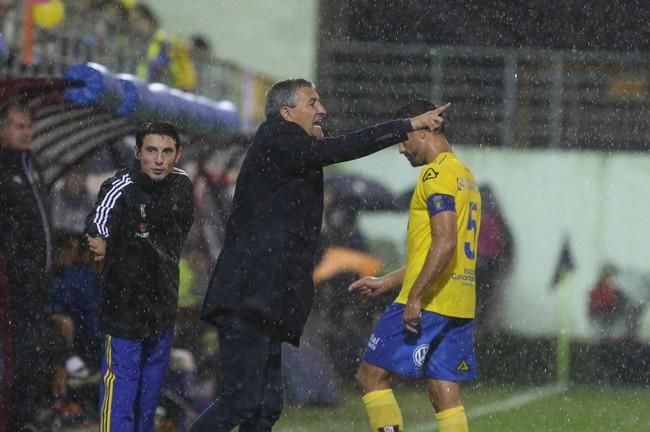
[134,146,141,159]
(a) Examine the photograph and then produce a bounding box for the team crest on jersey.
[423,167,439,181]
[412,344,429,368]
[431,195,444,210]
[456,360,470,372]
[378,426,400,432]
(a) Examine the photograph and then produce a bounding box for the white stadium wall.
[334,147,650,342]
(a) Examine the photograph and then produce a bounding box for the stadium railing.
[317,40,650,151]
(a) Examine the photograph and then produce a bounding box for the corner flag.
[551,237,575,290]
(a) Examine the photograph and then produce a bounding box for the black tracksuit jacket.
[85,163,194,339]
[0,148,52,323]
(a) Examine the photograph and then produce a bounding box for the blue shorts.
[363,303,477,381]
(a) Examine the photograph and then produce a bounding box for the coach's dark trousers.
[189,315,284,432]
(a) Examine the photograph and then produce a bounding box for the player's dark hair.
[135,122,181,149]
[394,99,446,133]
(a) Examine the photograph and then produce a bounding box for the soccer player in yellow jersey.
[349,100,481,432]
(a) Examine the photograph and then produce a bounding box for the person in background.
[0,99,67,431]
[85,122,194,432]
[51,164,95,234]
[50,231,102,370]
[475,183,514,334]
[349,100,481,432]
[588,263,648,384]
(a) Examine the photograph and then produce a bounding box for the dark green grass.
[273,384,650,431]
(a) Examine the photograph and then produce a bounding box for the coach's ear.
[280,105,294,122]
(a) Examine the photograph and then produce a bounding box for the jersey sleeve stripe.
[426,193,455,216]
[93,174,132,237]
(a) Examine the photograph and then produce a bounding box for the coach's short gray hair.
[264,78,315,118]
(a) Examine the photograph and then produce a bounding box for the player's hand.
[348,276,390,301]
[409,102,451,132]
[403,300,422,334]
[85,234,106,262]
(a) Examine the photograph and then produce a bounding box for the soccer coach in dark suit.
[192,78,449,431]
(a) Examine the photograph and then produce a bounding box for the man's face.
[399,131,427,167]
[136,134,180,182]
[0,108,33,151]
[282,86,327,138]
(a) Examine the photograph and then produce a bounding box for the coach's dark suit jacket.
[201,114,412,345]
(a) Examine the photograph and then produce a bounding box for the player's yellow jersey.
[395,151,481,318]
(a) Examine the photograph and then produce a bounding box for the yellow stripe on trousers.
[101,335,116,432]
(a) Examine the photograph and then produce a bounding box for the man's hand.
[348,276,392,300]
[409,102,451,132]
[403,299,422,334]
[85,234,106,262]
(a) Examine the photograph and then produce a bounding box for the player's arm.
[84,176,126,262]
[348,266,406,300]
[349,266,406,297]
[403,206,457,333]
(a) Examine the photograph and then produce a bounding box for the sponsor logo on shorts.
[456,360,470,372]
[412,344,429,368]
[368,334,380,350]
[378,426,400,432]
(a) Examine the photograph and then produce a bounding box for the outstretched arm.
[276,103,451,170]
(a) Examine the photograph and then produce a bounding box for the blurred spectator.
[175,247,213,367]
[189,34,212,61]
[189,33,213,88]
[475,184,514,334]
[133,4,168,81]
[588,264,648,384]
[589,264,647,342]
[322,189,369,251]
[50,231,102,370]
[50,164,95,234]
[0,99,68,430]
[133,4,197,90]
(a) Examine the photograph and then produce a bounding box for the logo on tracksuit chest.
[136,204,150,238]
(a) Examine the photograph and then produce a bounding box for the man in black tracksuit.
[85,122,193,432]
[193,79,449,431]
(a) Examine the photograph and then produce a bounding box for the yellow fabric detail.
[100,335,115,432]
[362,389,404,431]
[435,405,468,432]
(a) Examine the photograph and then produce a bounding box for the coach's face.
[281,86,327,138]
[136,133,181,182]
